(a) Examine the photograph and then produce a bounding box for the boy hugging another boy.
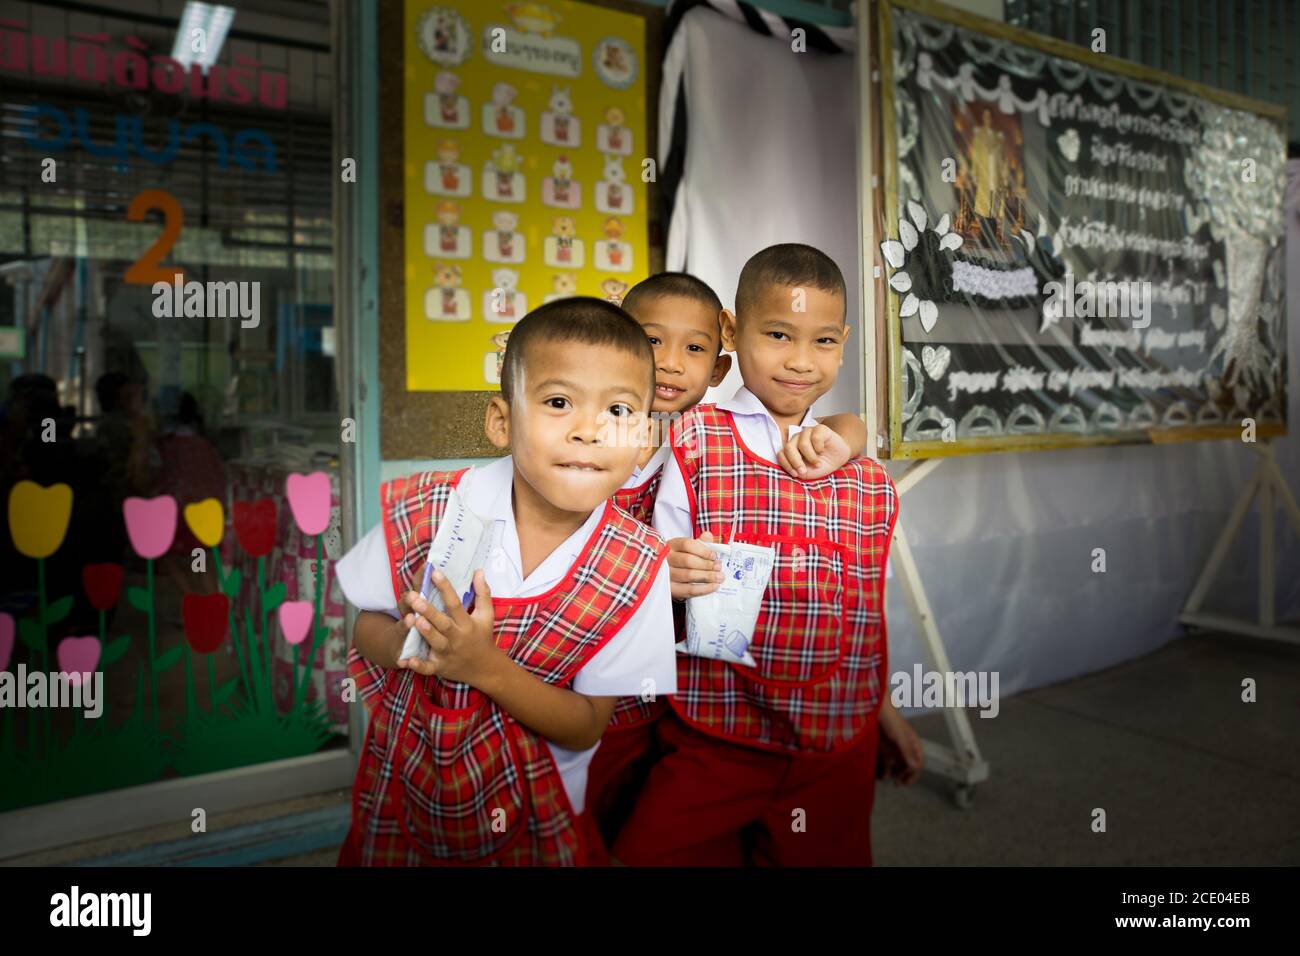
[589,271,878,845]
[335,298,675,867]
[614,244,924,867]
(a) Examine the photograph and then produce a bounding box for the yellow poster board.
[403,1,650,392]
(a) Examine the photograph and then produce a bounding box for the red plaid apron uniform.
[586,465,672,836]
[339,468,667,866]
[614,406,899,865]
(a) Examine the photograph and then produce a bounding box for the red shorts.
[336,810,608,867]
[585,717,663,844]
[612,710,879,867]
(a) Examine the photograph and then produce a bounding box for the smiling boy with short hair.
[614,244,923,866]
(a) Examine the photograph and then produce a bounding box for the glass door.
[0,0,354,851]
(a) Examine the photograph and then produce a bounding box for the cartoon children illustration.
[424,262,470,321]
[543,272,577,304]
[541,85,580,146]
[423,200,469,259]
[543,216,584,268]
[543,154,581,208]
[600,277,628,305]
[437,201,461,253]
[602,42,628,76]
[596,216,631,272]
[426,70,468,128]
[554,155,573,202]
[488,329,512,384]
[439,140,461,191]
[484,267,527,322]
[598,106,631,154]
[483,143,525,202]
[483,209,523,263]
[596,154,632,214]
[484,81,524,138]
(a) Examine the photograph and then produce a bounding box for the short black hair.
[621,271,723,319]
[500,296,654,407]
[735,243,847,321]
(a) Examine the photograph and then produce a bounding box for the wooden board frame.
[874,0,1289,460]
[377,0,666,460]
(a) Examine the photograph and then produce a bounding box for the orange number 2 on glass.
[124,190,184,285]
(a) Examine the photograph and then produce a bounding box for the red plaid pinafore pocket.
[743,533,847,686]
[393,679,533,862]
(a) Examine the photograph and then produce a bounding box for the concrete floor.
[873,631,1300,865]
[7,630,1298,866]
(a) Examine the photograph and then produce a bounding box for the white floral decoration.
[880,200,962,334]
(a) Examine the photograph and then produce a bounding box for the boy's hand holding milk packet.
[680,538,775,668]
[399,486,493,662]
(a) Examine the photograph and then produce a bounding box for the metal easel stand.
[892,458,990,809]
[1180,439,1300,645]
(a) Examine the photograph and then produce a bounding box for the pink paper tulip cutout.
[279,601,314,646]
[286,472,331,536]
[124,496,178,559]
[58,636,102,686]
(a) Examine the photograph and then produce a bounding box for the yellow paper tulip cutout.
[184,499,225,548]
[9,481,73,559]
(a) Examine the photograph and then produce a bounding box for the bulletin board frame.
[874,0,1289,460]
[377,0,667,460]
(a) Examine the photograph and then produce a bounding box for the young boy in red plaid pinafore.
[590,272,874,848]
[334,298,675,866]
[613,244,925,867]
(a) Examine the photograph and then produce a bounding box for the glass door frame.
[0,0,375,859]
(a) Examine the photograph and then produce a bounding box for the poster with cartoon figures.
[405,0,649,391]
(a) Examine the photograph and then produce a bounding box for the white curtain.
[663,8,1300,698]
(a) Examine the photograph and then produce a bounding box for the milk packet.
[680,539,775,668]
[398,486,492,662]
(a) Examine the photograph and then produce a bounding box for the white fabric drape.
[663,8,1300,697]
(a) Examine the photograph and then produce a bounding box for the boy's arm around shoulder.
[779,413,868,480]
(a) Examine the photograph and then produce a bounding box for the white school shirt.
[335,455,676,815]
[653,386,817,540]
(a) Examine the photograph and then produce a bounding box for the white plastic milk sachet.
[681,539,775,667]
[398,486,492,662]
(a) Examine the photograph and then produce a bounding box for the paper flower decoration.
[279,601,314,646]
[82,563,125,611]
[881,201,962,334]
[184,499,225,548]
[182,593,231,654]
[57,636,101,686]
[124,496,178,560]
[286,472,331,536]
[233,498,277,557]
[8,480,73,559]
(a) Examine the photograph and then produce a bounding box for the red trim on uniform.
[669,429,703,529]
[723,411,796,473]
